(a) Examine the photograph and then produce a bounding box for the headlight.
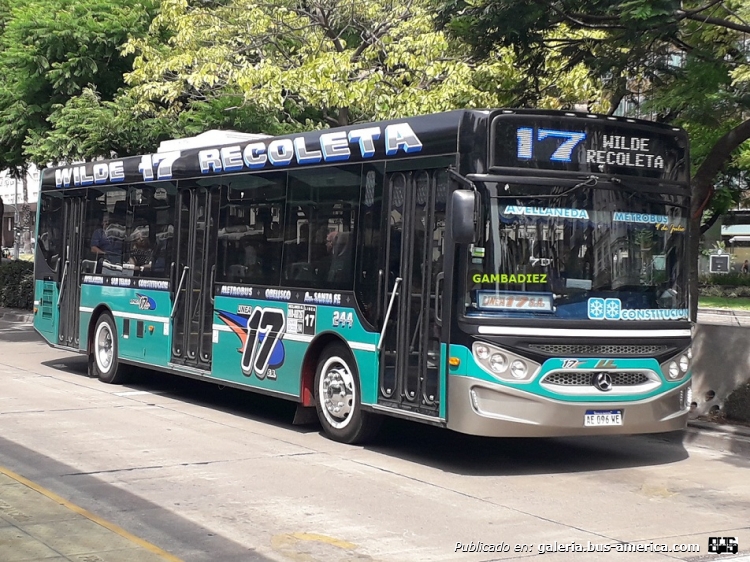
[510,360,527,379]
[489,353,507,373]
[668,361,679,379]
[475,344,490,360]
[660,348,691,382]
[472,342,540,383]
[679,355,689,373]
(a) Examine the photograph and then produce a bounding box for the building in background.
[0,167,40,254]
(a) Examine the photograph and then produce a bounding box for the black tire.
[314,342,381,444]
[90,313,128,384]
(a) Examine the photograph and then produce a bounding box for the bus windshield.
[466,180,689,322]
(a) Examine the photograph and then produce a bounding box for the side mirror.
[451,190,475,244]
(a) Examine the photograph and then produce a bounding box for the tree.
[0,0,159,169]
[439,0,750,317]
[439,0,750,211]
[14,0,607,164]
[122,0,603,129]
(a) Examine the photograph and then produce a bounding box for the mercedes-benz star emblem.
[593,372,613,392]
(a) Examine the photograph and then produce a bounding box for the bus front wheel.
[314,342,380,444]
[91,313,127,384]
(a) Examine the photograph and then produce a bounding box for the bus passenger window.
[284,165,361,290]
[217,172,287,286]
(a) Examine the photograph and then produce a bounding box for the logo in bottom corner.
[708,537,738,554]
[217,308,286,380]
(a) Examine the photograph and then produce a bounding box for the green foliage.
[699,272,750,287]
[438,0,750,227]
[723,380,750,424]
[698,295,750,308]
[122,0,603,129]
[0,260,33,309]
[0,0,159,168]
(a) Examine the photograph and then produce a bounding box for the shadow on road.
[41,356,313,435]
[0,322,43,343]
[41,357,691,475]
[370,418,689,475]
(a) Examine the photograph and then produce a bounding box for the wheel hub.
[321,365,354,422]
[96,324,113,372]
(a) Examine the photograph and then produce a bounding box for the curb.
[698,307,750,317]
[684,419,750,457]
[0,308,33,324]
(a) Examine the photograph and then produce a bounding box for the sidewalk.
[697,307,750,327]
[0,466,181,562]
[0,307,34,323]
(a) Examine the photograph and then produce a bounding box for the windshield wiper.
[492,175,599,199]
[610,177,689,209]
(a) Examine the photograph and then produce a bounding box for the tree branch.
[680,12,750,34]
[692,118,750,219]
[700,210,722,234]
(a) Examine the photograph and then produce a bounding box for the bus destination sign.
[491,115,688,181]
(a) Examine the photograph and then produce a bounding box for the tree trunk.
[20,178,30,253]
[688,214,701,322]
[337,107,350,127]
[699,211,721,235]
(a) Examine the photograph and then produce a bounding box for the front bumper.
[447,375,690,437]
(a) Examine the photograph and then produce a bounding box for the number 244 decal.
[332,310,354,328]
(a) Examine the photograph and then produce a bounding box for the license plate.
[584,410,623,427]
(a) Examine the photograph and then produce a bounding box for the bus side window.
[284,165,361,291]
[37,192,63,274]
[355,165,384,327]
[218,172,286,286]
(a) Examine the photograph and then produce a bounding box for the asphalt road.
[1,322,749,562]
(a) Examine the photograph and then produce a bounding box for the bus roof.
[40,109,688,190]
[157,130,271,152]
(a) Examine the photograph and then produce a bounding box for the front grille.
[543,371,650,386]
[529,344,667,357]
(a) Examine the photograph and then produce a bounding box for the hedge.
[724,381,750,424]
[0,260,34,310]
[699,273,750,287]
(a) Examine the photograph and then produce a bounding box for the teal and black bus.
[33,109,693,443]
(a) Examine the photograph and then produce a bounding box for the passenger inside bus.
[128,228,153,273]
[91,212,124,271]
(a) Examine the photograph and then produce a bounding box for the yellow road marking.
[0,465,183,562]
[289,532,357,550]
[271,532,371,562]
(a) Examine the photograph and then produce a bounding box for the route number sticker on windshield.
[477,291,553,312]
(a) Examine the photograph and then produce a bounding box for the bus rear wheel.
[314,342,380,444]
[91,313,128,384]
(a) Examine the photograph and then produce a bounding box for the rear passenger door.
[171,187,220,370]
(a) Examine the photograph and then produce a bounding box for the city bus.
[33,109,693,443]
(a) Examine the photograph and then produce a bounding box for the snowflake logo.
[604,298,622,320]
[588,298,605,319]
